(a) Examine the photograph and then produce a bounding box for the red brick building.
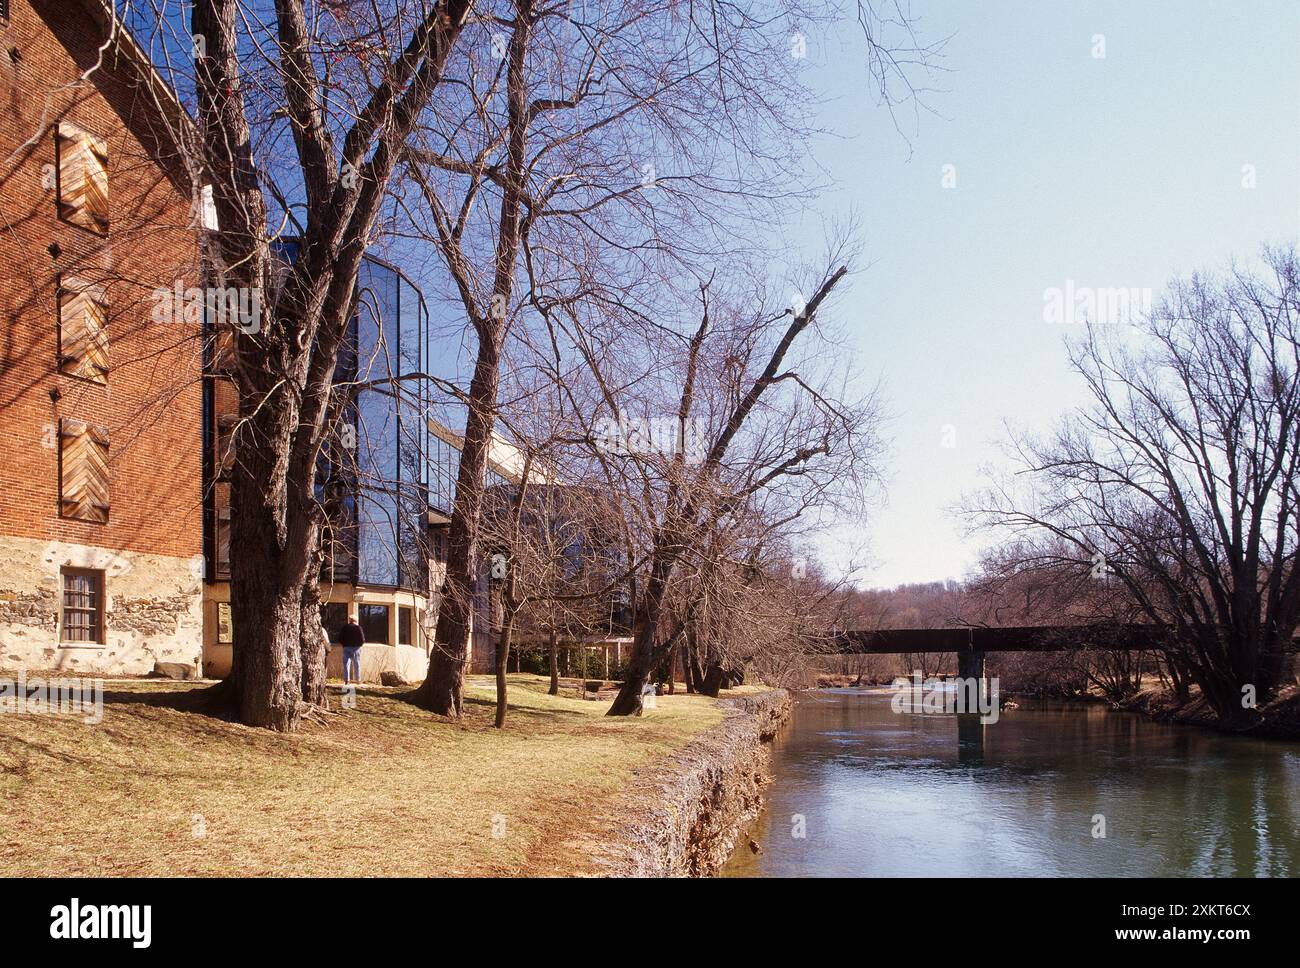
[0,1,627,684]
[0,0,205,674]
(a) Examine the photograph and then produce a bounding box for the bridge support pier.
[956,647,987,763]
[956,713,984,763]
[957,647,985,682]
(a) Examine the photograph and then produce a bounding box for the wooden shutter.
[57,123,109,233]
[60,419,110,523]
[58,278,109,384]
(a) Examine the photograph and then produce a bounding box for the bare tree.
[961,541,1151,702]
[154,0,475,729]
[479,424,631,724]
[970,247,1300,728]
[400,0,940,716]
[115,0,934,728]
[576,262,883,714]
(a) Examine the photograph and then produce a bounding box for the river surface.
[722,688,1300,877]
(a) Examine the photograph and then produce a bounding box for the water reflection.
[722,688,1300,877]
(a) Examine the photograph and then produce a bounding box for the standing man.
[339,616,364,685]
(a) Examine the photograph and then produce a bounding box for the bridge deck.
[840,624,1173,654]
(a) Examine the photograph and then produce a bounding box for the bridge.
[837,623,1298,679]
[832,623,1180,758]
[836,623,1175,681]
[832,623,1299,762]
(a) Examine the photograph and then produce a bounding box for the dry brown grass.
[0,674,727,876]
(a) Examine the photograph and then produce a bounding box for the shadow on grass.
[100,680,394,716]
[384,685,596,726]
[91,679,609,735]
[97,680,236,722]
[462,692,594,720]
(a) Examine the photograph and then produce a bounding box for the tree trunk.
[415,343,502,717]
[495,619,513,729]
[229,573,306,730]
[1258,633,1286,700]
[414,2,530,717]
[701,662,724,698]
[221,385,320,730]
[686,635,705,694]
[193,0,303,731]
[1163,650,1192,703]
[299,546,328,707]
[655,643,677,694]
[606,638,653,715]
[606,557,675,715]
[548,629,560,695]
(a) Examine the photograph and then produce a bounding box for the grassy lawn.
[0,674,728,877]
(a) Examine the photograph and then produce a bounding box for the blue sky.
[793,0,1300,588]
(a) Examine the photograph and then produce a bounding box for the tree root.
[298,701,337,726]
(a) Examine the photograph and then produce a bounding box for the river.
[721,688,1300,877]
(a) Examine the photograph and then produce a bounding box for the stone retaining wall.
[588,689,792,877]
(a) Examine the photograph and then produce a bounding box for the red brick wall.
[0,0,202,559]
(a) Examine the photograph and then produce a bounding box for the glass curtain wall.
[353,256,430,592]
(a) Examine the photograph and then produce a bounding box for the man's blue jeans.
[343,646,361,684]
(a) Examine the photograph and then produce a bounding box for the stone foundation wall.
[587,689,792,877]
[0,535,203,675]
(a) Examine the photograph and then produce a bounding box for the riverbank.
[1118,684,1300,740]
[0,674,763,876]
[993,686,1300,740]
[817,671,1300,741]
[580,689,791,876]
